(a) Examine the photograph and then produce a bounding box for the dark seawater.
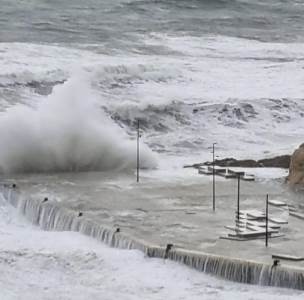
[1,0,304,46]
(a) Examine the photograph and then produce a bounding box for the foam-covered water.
[0,35,303,167]
[1,193,304,300]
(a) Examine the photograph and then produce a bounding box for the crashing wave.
[0,73,157,173]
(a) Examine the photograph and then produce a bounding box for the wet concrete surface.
[2,167,304,269]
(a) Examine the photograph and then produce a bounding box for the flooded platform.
[2,168,303,271]
[1,168,304,290]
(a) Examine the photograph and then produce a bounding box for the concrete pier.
[1,169,303,290]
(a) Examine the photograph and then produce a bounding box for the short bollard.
[272,259,280,267]
[164,243,173,259]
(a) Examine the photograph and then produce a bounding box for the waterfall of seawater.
[1,185,303,290]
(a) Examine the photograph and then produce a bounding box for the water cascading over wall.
[1,185,304,290]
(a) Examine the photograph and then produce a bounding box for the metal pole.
[212,143,216,211]
[237,174,240,222]
[266,194,269,247]
[137,119,140,182]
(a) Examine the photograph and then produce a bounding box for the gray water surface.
[1,0,304,46]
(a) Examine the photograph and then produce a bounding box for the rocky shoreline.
[287,143,304,186]
[184,143,304,187]
[184,155,291,169]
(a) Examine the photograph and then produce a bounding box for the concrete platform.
[1,169,304,271]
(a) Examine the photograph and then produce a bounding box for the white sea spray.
[0,72,157,173]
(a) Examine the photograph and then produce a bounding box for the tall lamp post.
[137,119,140,183]
[212,142,217,211]
[237,173,240,222]
[265,194,269,247]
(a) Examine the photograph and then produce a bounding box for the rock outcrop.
[287,143,304,186]
[184,155,291,169]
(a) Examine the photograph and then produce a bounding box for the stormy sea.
[0,0,304,299]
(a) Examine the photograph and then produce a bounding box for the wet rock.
[206,158,259,168]
[205,155,290,168]
[184,155,291,169]
[258,155,291,168]
[287,143,304,186]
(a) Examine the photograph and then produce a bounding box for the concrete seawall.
[2,185,304,291]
